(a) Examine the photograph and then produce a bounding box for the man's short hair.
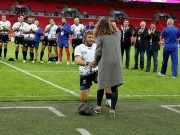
[167,18,174,26]
[83,30,93,43]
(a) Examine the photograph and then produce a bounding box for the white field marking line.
[161,105,180,114]
[0,106,65,117]
[0,94,180,98]
[0,61,78,97]
[76,128,92,135]
[1,70,78,73]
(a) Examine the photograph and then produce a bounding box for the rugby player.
[45,18,58,64]
[0,15,11,59]
[12,15,25,60]
[75,30,97,102]
[71,18,84,64]
[22,18,38,63]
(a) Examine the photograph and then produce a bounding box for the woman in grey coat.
[90,18,123,117]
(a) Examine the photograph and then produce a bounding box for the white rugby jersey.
[45,24,58,39]
[75,43,98,76]
[12,22,27,36]
[71,24,84,39]
[0,20,11,34]
[24,23,38,39]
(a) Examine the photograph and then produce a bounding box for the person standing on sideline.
[159,18,180,78]
[22,18,37,63]
[0,15,11,59]
[12,15,25,60]
[132,21,148,70]
[71,18,84,64]
[56,18,71,65]
[144,23,160,72]
[84,20,95,31]
[89,18,123,117]
[34,20,43,62]
[120,19,132,69]
[45,18,58,64]
[75,30,98,102]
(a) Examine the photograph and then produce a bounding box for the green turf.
[0,100,180,135]
[0,42,180,135]
[0,42,180,101]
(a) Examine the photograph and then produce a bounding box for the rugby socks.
[65,48,70,62]
[48,57,53,61]
[23,51,27,60]
[40,51,44,61]
[97,89,104,106]
[0,48,2,57]
[4,48,7,58]
[30,52,34,61]
[59,48,63,62]
[111,86,118,110]
[15,51,18,59]
[72,52,74,62]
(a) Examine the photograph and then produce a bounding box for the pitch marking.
[76,128,92,135]
[0,61,78,97]
[0,106,65,117]
[161,105,180,114]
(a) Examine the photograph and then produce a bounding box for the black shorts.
[80,71,98,90]
[42,36,48,46]
[72,39,82,48]
[48,39,57,46]
[0,34,9,44]
[14,36,24,45]
[23,38,35,48]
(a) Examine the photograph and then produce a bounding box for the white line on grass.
[161,105,180,114]
[2,70,78,73]
[76,128,92,135]
[0,61,78,97]
[0,94,180,98]
[0,106,65,117]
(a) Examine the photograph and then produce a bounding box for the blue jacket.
[162,26,180,51]
[34,27,43,42]
[56,23,71,42]
[82,25,95,35]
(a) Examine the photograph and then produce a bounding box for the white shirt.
[12,22,27,36]
[71,24,84,39]
[45,24,58,39]
[0,20,11,34]
[75,43,98,76]
[24,23,38,39]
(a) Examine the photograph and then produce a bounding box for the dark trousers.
[134,47,145,69]
[121,46,131,68]
[146,47,158,71]
[160,49,178,77]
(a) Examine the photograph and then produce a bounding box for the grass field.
[0,42,180,135]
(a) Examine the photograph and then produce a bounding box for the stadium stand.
[0,0,180,31]
[67,3,112,16]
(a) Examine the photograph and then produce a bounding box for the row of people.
[0,15,95,64]
[120,19,180,78]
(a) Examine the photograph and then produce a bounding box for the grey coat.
[94,34,123,90]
